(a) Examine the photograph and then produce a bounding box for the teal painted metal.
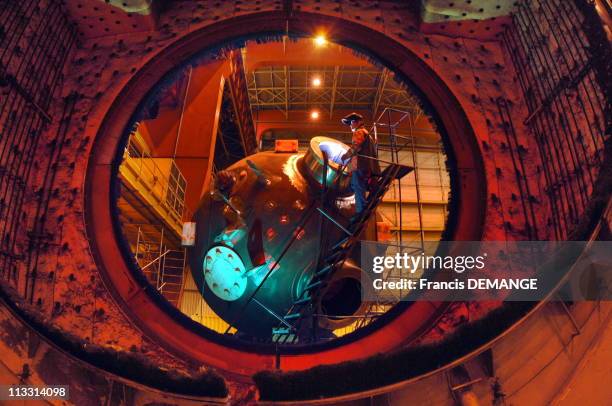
[188,139,367,338]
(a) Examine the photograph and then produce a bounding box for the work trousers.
[350,169,368,214]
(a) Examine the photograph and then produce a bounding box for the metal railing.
[122,132,187,225]
[350,107,432,331]
[134,225,164,288]
[132,224,186,305]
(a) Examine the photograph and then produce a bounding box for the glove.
[341,151,351,161]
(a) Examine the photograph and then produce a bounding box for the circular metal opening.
[114,36,453,346]
[86,11,486,374]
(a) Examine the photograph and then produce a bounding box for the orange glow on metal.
[274,139,299,152]
[314,34,327,46]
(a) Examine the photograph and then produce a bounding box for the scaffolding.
[352,107,446,333]
[118,132,188,307]
[120,131,187,236]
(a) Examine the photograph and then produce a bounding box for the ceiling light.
[310,110,320,119]
[311,77,322,87]
[314,35,327,46]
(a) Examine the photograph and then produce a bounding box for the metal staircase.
[128,224,186,307]
[159,249,187,306]
[274,162,412,342]
[223,107,422,343]
[133,225,164,286]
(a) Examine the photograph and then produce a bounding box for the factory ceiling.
[244,40,423,120]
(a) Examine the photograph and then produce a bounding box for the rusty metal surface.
[503,0,608,241]
[81,8,480,375]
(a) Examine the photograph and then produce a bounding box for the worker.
[340,112,380,217]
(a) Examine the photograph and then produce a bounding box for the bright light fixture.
[310,110,320,119]
[314,34,327,46]
[311,77,322,87]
